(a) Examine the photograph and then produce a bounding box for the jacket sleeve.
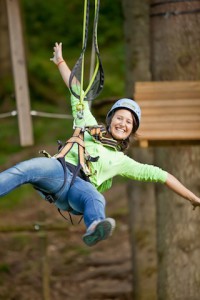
[120,155,168,183]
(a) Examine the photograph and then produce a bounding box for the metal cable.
[0,110,72,119]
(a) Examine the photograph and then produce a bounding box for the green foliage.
[11,235,32,251]
[21,0,123,49]
[20,0,125,104]
[0,119,21,155]
[0,185,32,211]
[0,264,10,274]
[22,1,83,50]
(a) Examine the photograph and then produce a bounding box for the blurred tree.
[121,1,158,299]
[122,0,200,299]
[0,0,13,109]
[151,0,200,299]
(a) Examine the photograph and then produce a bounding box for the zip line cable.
[0,110,72,119]
[0,111,18,118]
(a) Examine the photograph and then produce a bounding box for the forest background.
[1,0,200,299]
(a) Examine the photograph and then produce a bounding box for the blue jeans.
[0,157,106,228]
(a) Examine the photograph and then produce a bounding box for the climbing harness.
[38,126,99,224]
[38,121,124,225]
[55,126,99,182]
[38,1,105,224]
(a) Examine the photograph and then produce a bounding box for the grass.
[0,264,10,274]
[0,185,34,211]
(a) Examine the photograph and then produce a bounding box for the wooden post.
[6,0,33,146]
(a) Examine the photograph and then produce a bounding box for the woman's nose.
[120,119,126,126]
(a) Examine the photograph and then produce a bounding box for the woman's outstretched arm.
[50,42,78,88]
[165,173,200,209]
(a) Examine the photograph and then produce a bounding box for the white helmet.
[106,98,141,131]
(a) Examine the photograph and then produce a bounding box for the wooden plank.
[135,81,200,100]
[138,130,200,140]
[140,123,200,130]
[142,115,200,122]
[136,92,200,100]
[138,99,200,106]
[135,81,200,142]
[140,107,200,115]
[6,0,33,146]
[135,81,200,92]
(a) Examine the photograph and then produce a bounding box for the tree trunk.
[155,147,200,300]
[122,1,158,299]
[122,0,151,96]
[150,0,200,80]
[0,0,12,100]
[151,0,200,299]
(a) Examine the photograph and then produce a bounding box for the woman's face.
[109,109,134,140]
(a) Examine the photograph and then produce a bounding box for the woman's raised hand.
[50,42,63,65]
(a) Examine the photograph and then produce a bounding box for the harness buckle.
[45,194,55,203]
[39,150,52,158]
[76,103,85,119]
[73,120,86,131]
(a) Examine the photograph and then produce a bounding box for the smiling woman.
[0,42,200,248]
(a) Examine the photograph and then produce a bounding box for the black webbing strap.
[57,208,83,225]
[69,0,104,102]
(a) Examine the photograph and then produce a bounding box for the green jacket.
[65,88,167,193]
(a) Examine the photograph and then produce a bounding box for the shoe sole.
[82,219,114,247]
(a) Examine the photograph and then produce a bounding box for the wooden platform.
[135,81,200,146]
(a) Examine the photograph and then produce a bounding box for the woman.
[0,42,200,247]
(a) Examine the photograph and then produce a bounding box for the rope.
[0,111,17,118]
[31,110,72,119]
[0,110,73,119]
